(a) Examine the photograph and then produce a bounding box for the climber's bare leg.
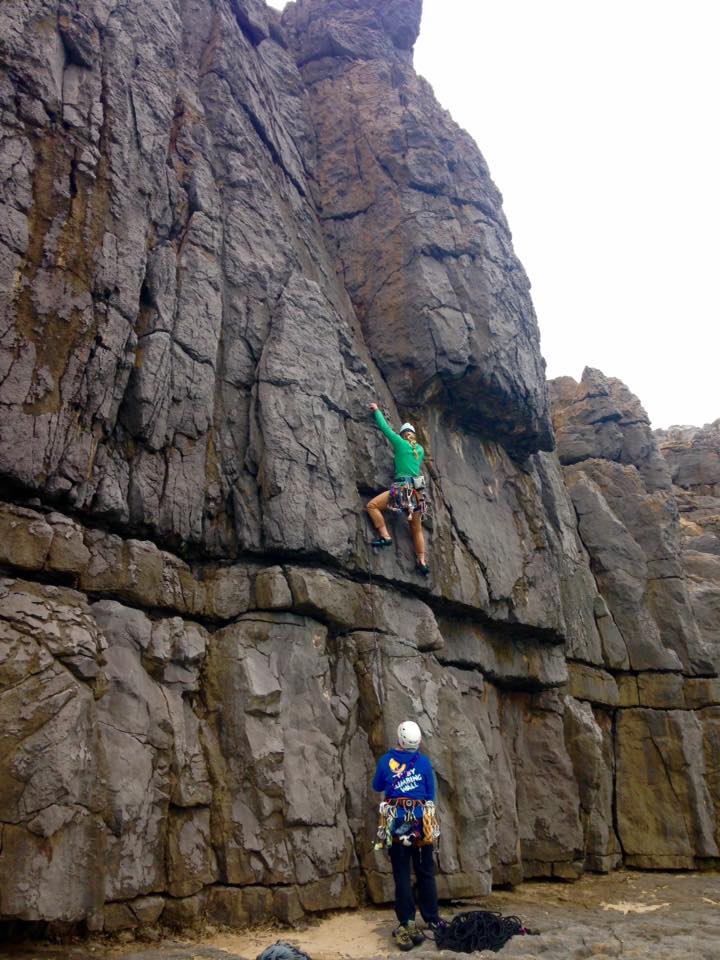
[367,490,392,540]
[409,510,425,564]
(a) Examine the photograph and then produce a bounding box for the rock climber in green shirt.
[368,402,429,576]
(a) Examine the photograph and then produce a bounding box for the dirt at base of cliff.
[2,871,719,960]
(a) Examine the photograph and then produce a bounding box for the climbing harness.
[375,797,440,849]
[389,477,430,521]
[431,910,529,953]
[376,799,397,849]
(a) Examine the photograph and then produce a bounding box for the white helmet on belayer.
[397,719,422,750]
[399,422,416,435]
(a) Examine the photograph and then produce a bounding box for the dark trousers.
[389,843,439,925]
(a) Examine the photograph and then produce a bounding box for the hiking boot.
[371,536,393,548]
[392,924,415,951]
[415,560,429,576]
[406,920,425,945]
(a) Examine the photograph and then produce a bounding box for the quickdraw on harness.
[389,474,429,521]
[375,798,440,849]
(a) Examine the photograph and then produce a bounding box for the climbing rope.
[432,910,528,953]
[365,535,377,646]
[422,799,440,844]
[363,532,388,747]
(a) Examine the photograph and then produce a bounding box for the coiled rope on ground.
[432,910,527,953]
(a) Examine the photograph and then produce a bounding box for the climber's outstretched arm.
[369,402,403,450]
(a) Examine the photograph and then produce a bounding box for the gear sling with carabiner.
[388,474,429,521]
[375,797,440,850]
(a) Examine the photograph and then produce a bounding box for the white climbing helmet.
[399,422,416,435]
[397,719,422,750]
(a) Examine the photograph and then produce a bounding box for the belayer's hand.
[369,402,379,412]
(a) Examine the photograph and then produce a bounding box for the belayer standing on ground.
[367,402,429,576]
[372,720,445,951]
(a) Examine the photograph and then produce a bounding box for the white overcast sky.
[267,0,719,428]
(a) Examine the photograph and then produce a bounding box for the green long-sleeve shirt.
[374,410,425,479]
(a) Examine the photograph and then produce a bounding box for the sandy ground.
[2,870,719,960]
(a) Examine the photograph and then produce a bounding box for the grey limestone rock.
[552,373,715,676]
[657,420,720,671]
[284,0,552,455]
[436,617,567,688]
[616,708,719,868]
[203,612,359,906]
[0,0,718,934]
[563,697,621,873]
[551,368,672,492]
[338,630,494,902]
[566,663,619,708]
[0,579,107,921]
[0,0,612,654]
[658,418,720,497]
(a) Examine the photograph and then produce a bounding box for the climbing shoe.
[392,924,415,951]
[406,920,425,945]
[415,560,429,576]
[427,917,449,933]
[371,537,393,548]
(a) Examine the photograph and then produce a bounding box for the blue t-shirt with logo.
[372,748,435,800]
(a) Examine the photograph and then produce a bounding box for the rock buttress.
[0,0,718,933]
[550,368,720,869]
[283,0,553,455]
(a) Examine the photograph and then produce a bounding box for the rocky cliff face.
[655,420,720,670]
[0,0,718,935]
[549,370,719,870]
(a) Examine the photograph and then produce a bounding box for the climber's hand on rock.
[369,402,379,412]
